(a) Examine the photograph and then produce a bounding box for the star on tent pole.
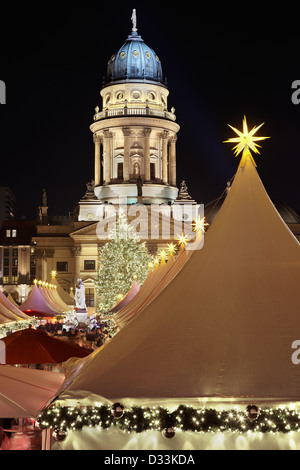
[223,116,270,167]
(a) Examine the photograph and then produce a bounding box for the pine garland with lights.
[95,210,152,313]
[38,404,300,435]
[0,319,36,339]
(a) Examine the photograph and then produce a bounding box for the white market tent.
[58,150,300,402]
[44,122,300,449]
[108,280,140,314]
[113,245,190,330]
[0,290,31,323]
[40,286,68,314]
[20,285,58,318]
[7,291,20,307]
[51,276,75,307]
[0,365,64,418]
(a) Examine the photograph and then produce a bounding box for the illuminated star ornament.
[193,216,209,234]
[167,243,177,256]
[177,233,190,247]
[223,116,270,167]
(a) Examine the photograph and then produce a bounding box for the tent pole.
[42,428,51,450]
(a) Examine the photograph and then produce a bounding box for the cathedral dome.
[104,30,164,87]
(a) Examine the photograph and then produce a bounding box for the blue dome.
[104,32,165,87]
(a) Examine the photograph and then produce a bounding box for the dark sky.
[0,1,299,220]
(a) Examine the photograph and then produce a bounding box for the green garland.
[0,319,36,339]
[38,404,300,435]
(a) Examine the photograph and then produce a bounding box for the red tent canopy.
[1,327,91,364]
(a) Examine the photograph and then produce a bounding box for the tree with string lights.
[95,210,152,313]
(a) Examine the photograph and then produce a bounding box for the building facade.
[0,187,16,226]
[13,14,195,311]
[1,12,299,311]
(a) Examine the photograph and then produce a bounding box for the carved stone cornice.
[103,130,113,139]
[160,130,169,140]
[143,127,152,138]
[71,246,82,257]
[90,116,180,136]
[35,249,54,260]
[122,127,131,137]
[93,134,102,144]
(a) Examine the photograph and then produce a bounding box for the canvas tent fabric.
[0,290,31,323]
[20,285,57,317]
[7,292,19,307]
[0,365,64,418]
[114,245,190,330]
[50,286,73,312]
[57,155,300,402]
[51,276,75,306]
[40,286,66,314]
[108,280,140,314]
[1,327,91,364]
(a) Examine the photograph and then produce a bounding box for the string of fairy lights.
[39,119,297,444]
[36,213,300,439]
[38,403,300,440]
[101,215,208,327]
[33,278,58,289]
[152,215,209,265]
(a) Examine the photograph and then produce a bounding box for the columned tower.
[89,11,180,206]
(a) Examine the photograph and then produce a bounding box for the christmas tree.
[95,209,152,313]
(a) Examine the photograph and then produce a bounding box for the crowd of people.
[36,317,112,352]
[0,313,116,449]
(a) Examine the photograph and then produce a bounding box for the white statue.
[75,278,87,310]
[131,9,137,32]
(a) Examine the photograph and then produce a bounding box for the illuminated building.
[0,13,299,311]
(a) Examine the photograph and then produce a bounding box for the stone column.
[71,246,82,284]
[35,250,46,281]
[103,130,113,184]
[143,127,152,181]
[161,130,169,184]
[93,134,101,186]
[169,135,177,187]
[35,249,54,281]
[123,127,131,182]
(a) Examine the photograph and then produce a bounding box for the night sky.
[0,2,299,220]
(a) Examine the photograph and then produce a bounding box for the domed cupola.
[88,9,180,212]
[104,10,165,87]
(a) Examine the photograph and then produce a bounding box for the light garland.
[33,279,57,289]
[38,404,300,436]
[0,319,36,339]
